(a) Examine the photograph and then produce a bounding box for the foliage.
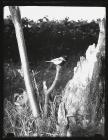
[3,53,104,137]
[3,60,64,137]
[3,90,61,137]
[4,17,99,64]
[3,17,104,137]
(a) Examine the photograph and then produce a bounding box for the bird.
[46,57,66,65]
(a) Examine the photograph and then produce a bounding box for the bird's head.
[60,56,66,62]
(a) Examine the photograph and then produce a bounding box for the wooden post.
[9,6,40,117]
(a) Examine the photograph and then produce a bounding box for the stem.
[47,65,61,95]
[43,65,61,117]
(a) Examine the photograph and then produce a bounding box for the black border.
[0,0,108,140]
[1,0,108,6]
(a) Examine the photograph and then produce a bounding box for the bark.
[57,19,105,136]
[9,6,40,117]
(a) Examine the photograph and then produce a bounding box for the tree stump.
[57,19,105,136]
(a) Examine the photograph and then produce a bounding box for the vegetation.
[3,17,104,137]
[4,16,99,64]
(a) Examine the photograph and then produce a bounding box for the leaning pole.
[9,6,40,117]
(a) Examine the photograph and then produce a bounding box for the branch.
[43,65,61,95]
[32,70,40,96]
[43,65,61,116]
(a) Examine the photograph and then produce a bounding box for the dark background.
[3,16,100,66]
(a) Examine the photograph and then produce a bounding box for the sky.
[4,6,106,22]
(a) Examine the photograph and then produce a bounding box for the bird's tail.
[46,61,51,62]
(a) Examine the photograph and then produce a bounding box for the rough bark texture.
[9,6,40,117]
[57,19,105,136]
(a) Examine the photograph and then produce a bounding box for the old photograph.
[3,6,105,137]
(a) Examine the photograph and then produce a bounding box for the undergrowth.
[3,55,104,137]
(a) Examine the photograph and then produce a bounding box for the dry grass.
[3,55,105,137]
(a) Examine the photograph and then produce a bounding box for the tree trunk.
[57,19,105,136]
[9,6,40,117]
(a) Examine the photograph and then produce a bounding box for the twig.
[32,70,40,96]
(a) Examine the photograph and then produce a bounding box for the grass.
[3,57,74,137]
[3,54,105,137]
